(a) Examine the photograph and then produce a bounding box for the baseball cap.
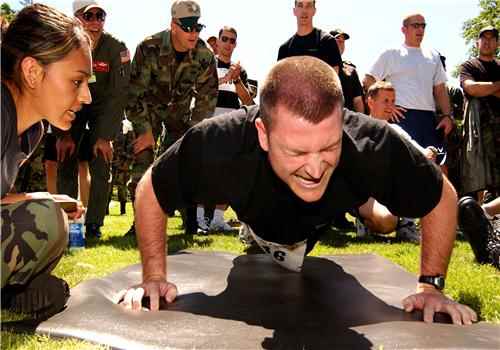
[479,25,498,39]
[330,28,350,40]
[171,0,201,19]
[72,0,106,14]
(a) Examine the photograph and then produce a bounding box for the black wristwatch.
[418,275,445,290]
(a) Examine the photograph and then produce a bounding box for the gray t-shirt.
[1,84,43,198]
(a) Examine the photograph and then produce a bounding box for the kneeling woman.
[1,4,92,318]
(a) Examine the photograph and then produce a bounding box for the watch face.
[434,277,445,290]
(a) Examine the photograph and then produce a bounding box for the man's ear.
[367,96,374,112]
[255,117,269,152]
[20,56,44,89]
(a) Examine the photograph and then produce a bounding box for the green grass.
[1,202,499,349]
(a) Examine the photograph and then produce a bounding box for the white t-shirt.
[368,45,447,111]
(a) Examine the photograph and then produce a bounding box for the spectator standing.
[125,0,218,236]
[459,26,500,197]
[277,0,341,74]
[197,26,253,233]
[364,13,454,168]
[57,0,131,239]
[330,29,364,113]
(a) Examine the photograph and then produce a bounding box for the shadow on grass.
[85,233,214,253]
[319,226,404,248]
[456,291,484,321]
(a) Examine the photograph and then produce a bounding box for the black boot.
[86,224,102,239]
[458,196,491,264]
[1,274,70,320]
[124,223,136,237]
[120,201,126,215]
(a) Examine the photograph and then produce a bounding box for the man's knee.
[365,214,398,234]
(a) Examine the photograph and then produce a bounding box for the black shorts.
[77,130,92,162]
[43,130,93,162]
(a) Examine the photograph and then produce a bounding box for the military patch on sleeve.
[93,61,110,73]
[120,49,131,64]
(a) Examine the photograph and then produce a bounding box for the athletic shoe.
[458,196,491,264]
[209,219,236,232]
[355,218,370,237]
[197,216,210,234]
[485,212,500,269]
[238,223,255,245]
[332,213,355,231]
[1,274,70,320]
[396,218,420,243]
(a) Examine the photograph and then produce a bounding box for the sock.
[196,206,205,222]
[212,209,225,223]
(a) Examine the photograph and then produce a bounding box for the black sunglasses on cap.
[82,10,106,22]
[174,20,205,33]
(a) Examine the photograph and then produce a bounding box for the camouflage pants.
[110,166,130,203]
[1,199,67,288]
[128,123,182,205]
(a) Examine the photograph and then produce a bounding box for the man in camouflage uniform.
[125,0,218,236]
[108,117,135,215]
[57,0,130,238]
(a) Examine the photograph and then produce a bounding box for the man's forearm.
[463,80,500,98]
[433,83,451,116]
[419,176,457,277]
[135,168,167,281]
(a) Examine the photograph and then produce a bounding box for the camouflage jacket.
[127,29,218,135]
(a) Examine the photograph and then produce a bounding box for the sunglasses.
[82,10,106,22]
[407,22,426,29]
[174,21,205,33]
[220,36,236,44]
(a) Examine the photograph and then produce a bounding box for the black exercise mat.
[31,252,500,349]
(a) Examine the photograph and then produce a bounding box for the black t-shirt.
[216,59,249,110]
[339,62,364,111]
[1,83,43,198]
[151,106,442,245]
[460,58,500,113]
[277,28,342,70]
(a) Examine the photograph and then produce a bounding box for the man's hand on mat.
[118,279,178,311]
[402,287,477,325]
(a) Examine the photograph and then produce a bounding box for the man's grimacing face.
[255,105,343,203]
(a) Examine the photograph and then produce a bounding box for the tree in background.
[462,0,499,58]
[1,2,16,22]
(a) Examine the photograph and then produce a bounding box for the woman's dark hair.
[1,3,90,91]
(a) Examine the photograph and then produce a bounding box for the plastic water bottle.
[68,214,85,251]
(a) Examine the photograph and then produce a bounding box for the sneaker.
[458,196,491,264]
[396,218,420,243]
[1,274,70,320]
[238,223,255,245]
[355,218,370,237]
[209,219,236,232]
[484,211,500,269]
[332,213,355,231]
[197,216,210,234]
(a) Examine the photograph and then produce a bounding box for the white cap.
[72,0,106,14]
